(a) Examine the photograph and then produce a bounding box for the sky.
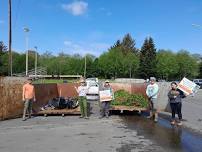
[0,0,202,56]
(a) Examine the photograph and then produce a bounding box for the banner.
[99,90,113,102]
[177,77,200,95]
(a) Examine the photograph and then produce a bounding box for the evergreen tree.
[199,62,202,78]
[121,33,137,54]
[139,37,157,79]
[110,40,121,49]
[0,41,7,54]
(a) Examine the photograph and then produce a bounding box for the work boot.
[170,120,175,125]
[147,111,153,119]
[79,115,84,118]
[154,113,158,123]
[177,120,182,126]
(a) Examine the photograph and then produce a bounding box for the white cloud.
[62,1,88,16]
[63,40,110,56]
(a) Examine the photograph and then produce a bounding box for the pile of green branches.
[111,90,148,108]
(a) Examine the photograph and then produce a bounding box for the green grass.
[33,79,78,84]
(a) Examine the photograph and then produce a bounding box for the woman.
[75,79,89,119]
[99,80,113,118]
[168,82,186,126]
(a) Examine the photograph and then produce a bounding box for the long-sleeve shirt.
[146,83,159,99]
[77,86,89,97]
[168,89,185,103]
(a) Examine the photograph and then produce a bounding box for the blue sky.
[0,0,202,56]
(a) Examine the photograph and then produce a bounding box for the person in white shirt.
[75,79,89,119]
[146,77,159,122]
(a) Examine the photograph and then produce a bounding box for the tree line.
[0,33,202,81]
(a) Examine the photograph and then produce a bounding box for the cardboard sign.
[177,77,200,95]
[99,90,113,102]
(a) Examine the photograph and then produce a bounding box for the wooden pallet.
[36,107,80,117]
[110,105,147,113]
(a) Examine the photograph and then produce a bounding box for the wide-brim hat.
[80,79,85,83]
[105,80,110,83]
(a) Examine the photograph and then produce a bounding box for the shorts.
[150,98,158,111]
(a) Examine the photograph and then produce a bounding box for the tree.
[0,41,7,54]
[176,50,199,79]
[139,37,157,79]
[156,50,179,80]
[199,62,202,78]
[121,33,137,54]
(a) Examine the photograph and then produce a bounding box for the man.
[146,77,159,122]
[99,80,113,118]
[22,78,36,121]
[75,79,89,119]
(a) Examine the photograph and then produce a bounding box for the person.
[75,79,89,119]
[168,82,186,126]
[99,80,113,119]
[22,78,36,121]
[146,77,159,122]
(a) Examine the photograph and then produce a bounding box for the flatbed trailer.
[110,105,147,113]
[36,107,80,117]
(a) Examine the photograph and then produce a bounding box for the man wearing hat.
[99,80,113,118]
[22,78,36,121]
[75,79,89,119]
[146,77,159,122]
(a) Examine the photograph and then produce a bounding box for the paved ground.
[0,90,202,152]
[160,89,202,133]
[0,116,165,152]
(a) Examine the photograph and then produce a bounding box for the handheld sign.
[99,90,113,102]
[177,77,200,95]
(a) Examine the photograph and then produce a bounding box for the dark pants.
[170,102,182,120]
[100,101,110,117]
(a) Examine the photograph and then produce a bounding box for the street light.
[24,27,30,76]
[34,46,38,77]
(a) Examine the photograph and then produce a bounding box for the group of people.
[22,77,186,126]
[74,79,113,119]
[146,77,186,125]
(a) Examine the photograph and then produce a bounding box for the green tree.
[176,50,199,79]
[0,41,7,54]
[199,62,202,78]
[156,50,179,80]
[121,33,137,54]
[139,37,157,79]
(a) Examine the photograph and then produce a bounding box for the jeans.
[23,99,33,119]
[100,101,110,117]
[79,96,87,117]
[170,102,182,120]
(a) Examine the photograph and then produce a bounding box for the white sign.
[99,90,113,102]
[177,77,200,95]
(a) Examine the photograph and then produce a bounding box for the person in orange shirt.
[22,78,36,121]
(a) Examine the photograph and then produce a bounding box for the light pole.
[24,27,30,76]
[34,46,38,77]
[84,55,86,78]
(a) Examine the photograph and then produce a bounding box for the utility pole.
[8,0,12,76]
[34,46,37,77]
[24,27,30,76]
[84,55,86,78]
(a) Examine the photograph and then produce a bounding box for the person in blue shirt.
[146,77,159,122]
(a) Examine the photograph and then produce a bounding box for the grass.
[33,79,79,84]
